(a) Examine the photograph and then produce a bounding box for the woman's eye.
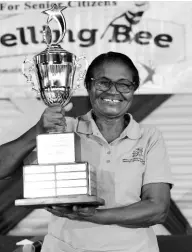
[100,81,109,85]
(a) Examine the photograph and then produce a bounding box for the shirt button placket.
[106,147,112,163]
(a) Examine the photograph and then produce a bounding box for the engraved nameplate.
[37,132,76,164]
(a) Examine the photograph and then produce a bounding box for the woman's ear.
[85,81,92,92]
[84,80,90,91]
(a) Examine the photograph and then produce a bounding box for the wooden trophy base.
[15,195,105,208]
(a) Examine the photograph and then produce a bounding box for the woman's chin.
[99,108,123,118]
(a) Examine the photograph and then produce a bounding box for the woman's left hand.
[72,205,97,217]
[45,205,97,220]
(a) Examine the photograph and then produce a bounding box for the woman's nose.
[107,83,118,94]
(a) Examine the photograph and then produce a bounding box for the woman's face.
[88,60,135,119]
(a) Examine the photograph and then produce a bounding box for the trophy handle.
[22,57,40,95]
[74,55,89,90]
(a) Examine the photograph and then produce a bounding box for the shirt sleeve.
[142,127,174,189]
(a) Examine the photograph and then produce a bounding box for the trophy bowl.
[23,45,87,108]
[33,45,76,107]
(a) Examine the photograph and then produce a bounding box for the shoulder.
[139,123,164,143]
[140,124,162,138]
[139,123,166,151]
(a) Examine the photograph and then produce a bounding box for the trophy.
[15,4,104,208]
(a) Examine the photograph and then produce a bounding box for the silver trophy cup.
[22,5,87,108]
[15,4,105,208]
[23,46,87,108]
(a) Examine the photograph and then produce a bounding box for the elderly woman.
[0,52,173,252]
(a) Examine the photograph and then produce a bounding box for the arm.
[48,128,172,228]
[0,103,73,179]
[0,124,37,179]
[47,182,171,228]
[73,182,170,228]
[77,128,172,227]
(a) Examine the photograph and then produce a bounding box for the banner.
[1,1,192,97]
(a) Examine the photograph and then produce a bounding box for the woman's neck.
[92,112,128,142]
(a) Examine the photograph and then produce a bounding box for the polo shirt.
[40,110,173,252]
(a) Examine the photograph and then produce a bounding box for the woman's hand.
[45,205,97,220]
[45,206,77,219]
[72,205,97,217]
[36,102,73,134]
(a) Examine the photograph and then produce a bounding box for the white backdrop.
[1,1,192,97]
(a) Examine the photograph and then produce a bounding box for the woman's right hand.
[36,102,73,134]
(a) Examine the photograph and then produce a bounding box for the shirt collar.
[122,113,142,140]
[76,110,142,140]
[76,111,93,135]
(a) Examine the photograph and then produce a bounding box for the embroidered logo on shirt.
[123,147,145,165]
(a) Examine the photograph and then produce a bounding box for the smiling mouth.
[101,98,122,104]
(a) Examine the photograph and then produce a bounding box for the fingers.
[45,206,72,217]
[45,205,97,219]
[37,103,73,133]
[43,103,73,119]
[64,102,73,112]
[45,207,64,217]
[49,102,73,113]
[45,206,80,220]
[73,205,78,212]
[72,205,97,217]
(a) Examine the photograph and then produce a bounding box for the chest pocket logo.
[122,147,145,165]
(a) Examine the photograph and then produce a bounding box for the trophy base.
[15,195,105,208]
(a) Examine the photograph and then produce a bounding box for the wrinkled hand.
[45,206,78,220]
[36,102,73,134]
[73,205,97,217]
[45,205,97,220]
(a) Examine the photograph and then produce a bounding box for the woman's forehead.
[92,60,133,79]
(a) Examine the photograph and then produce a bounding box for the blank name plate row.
[24,186,97,198]
[23,163,97,198]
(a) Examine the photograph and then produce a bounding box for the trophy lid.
[34,44,75,64]
[37,44,73,56]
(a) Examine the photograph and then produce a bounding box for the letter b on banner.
[109,25,132,43]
